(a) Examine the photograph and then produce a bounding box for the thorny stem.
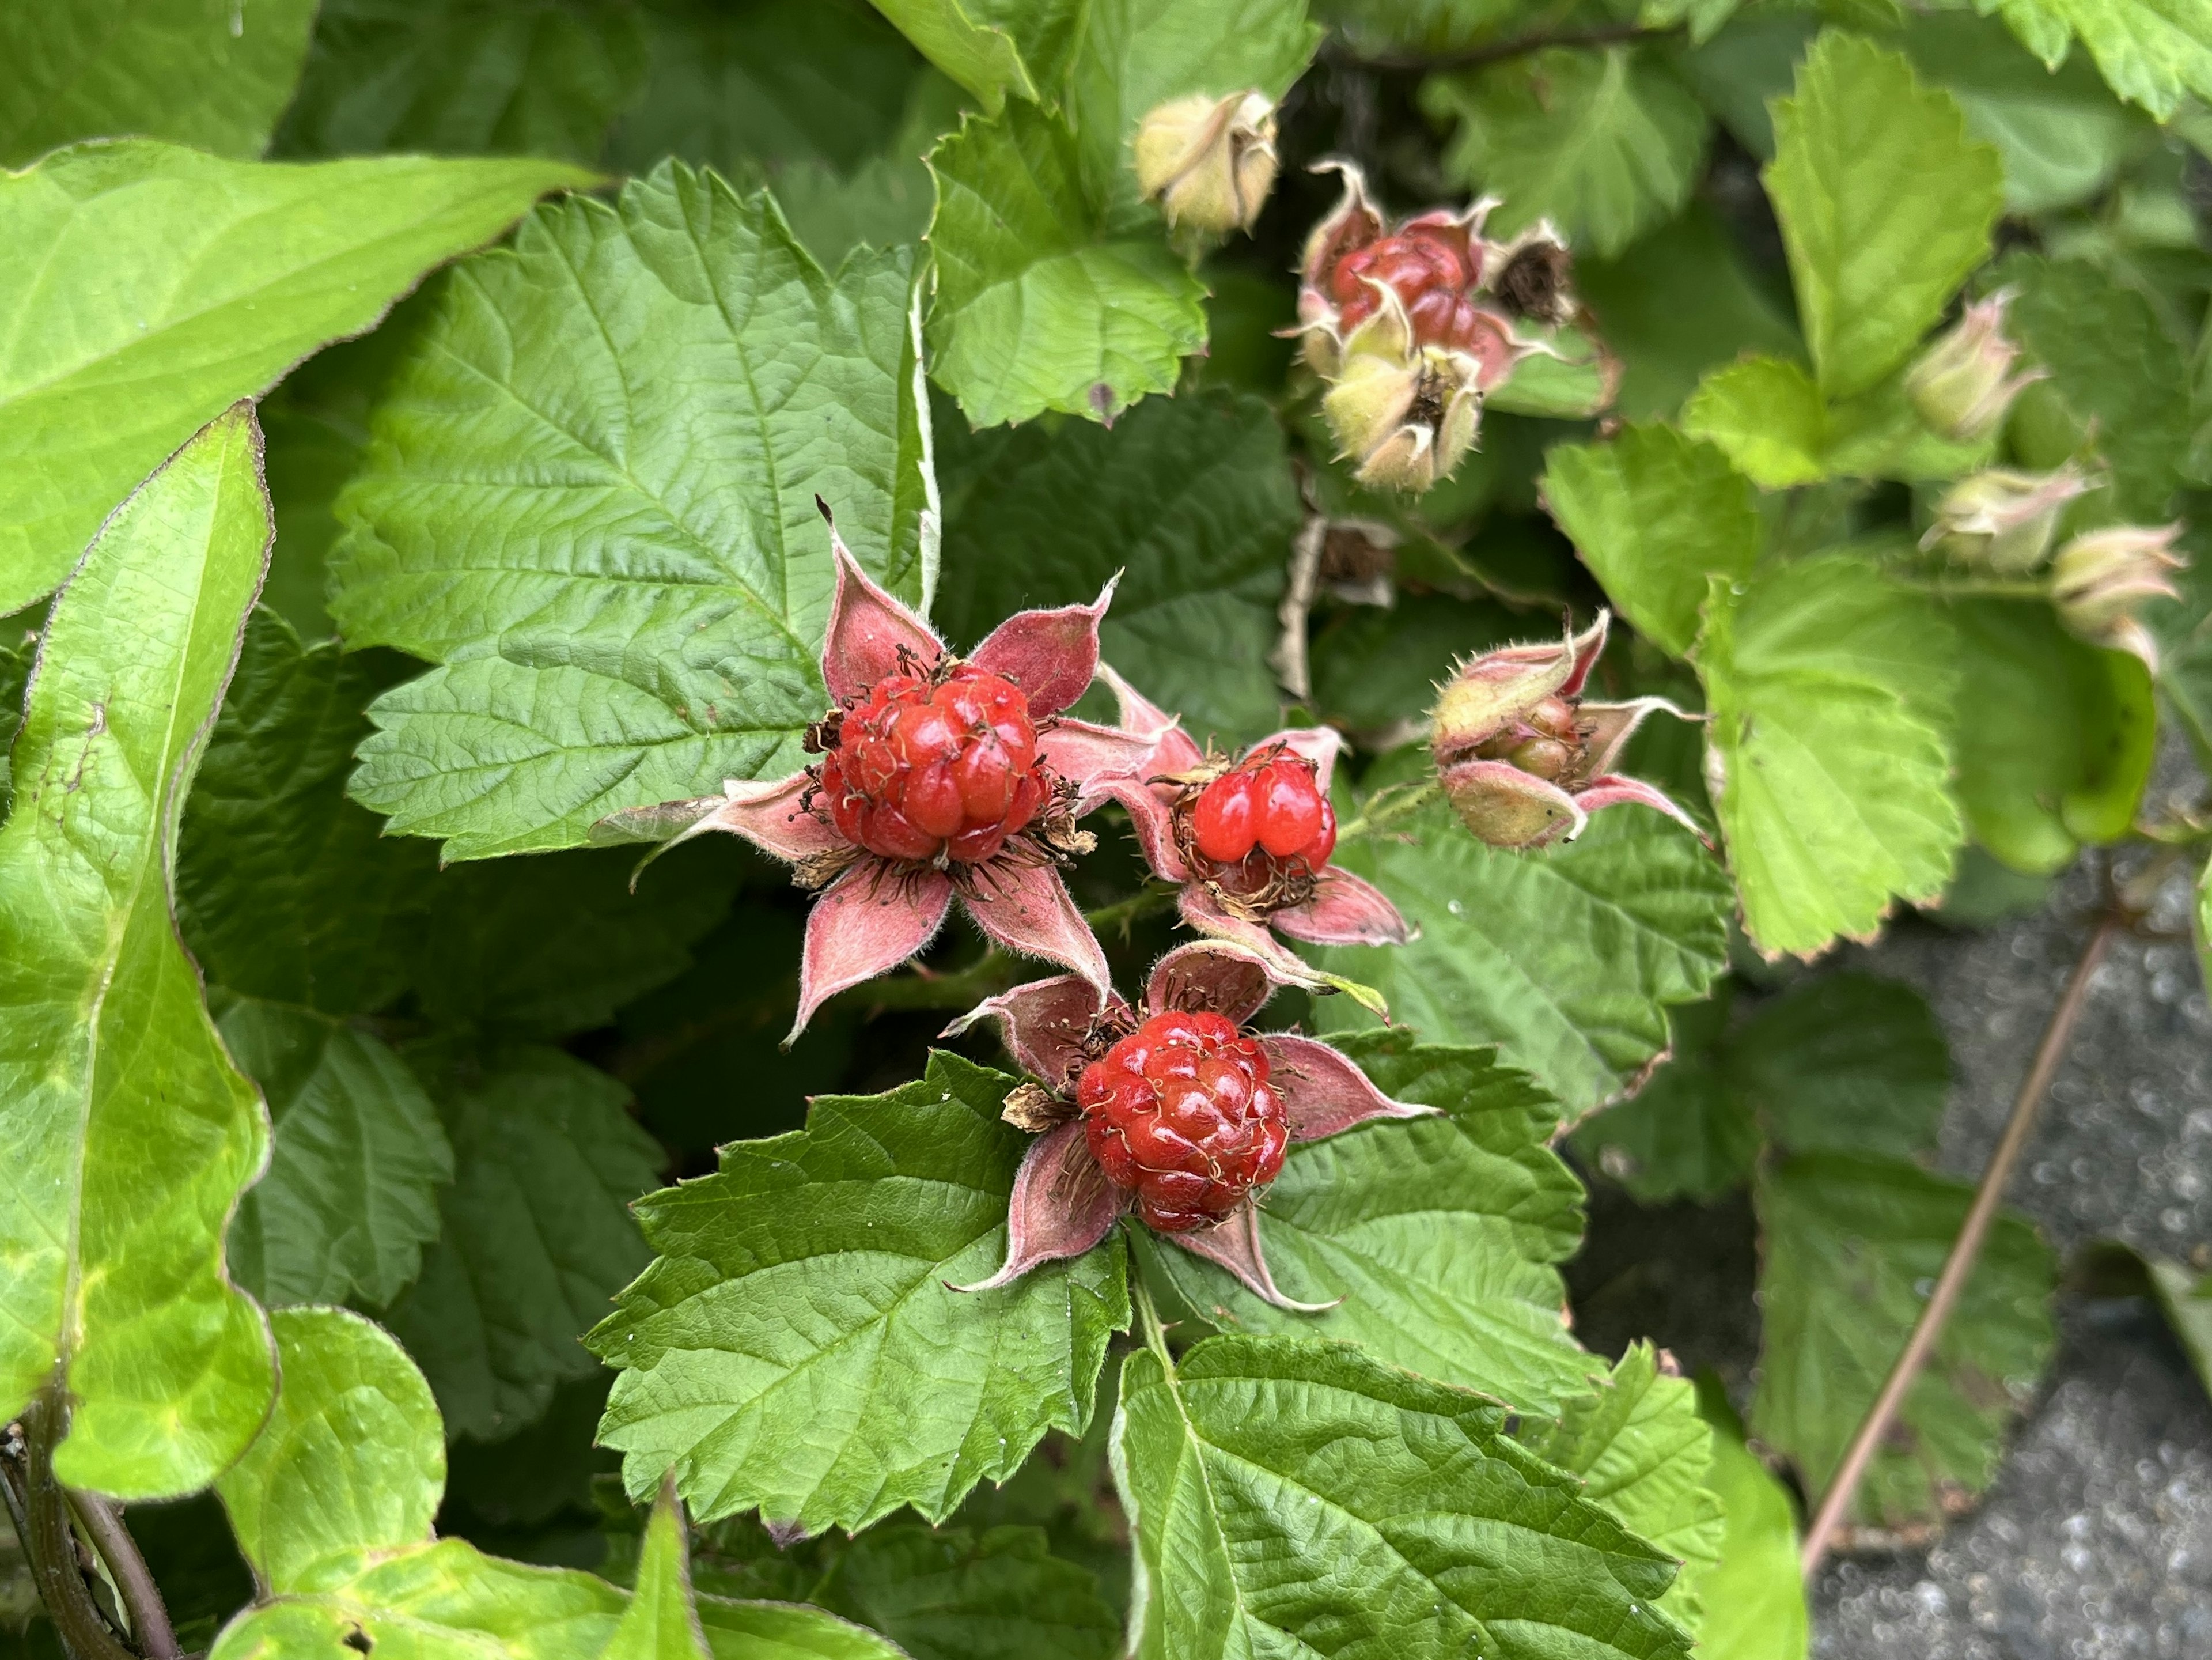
[1800,908,2122,1578]
[3,1393,139,1660]
[69,1495,178,1660]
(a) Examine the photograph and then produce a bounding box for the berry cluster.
[1471,692,1592,784]
[816,663,1051,864]
[1319,218,1490,353]
[1178,748,1337,905]
[1075,1009,1289,1231]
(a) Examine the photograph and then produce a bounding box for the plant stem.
[69,1496,177,1660]
[1085,883,1180,939]
[1358,21,1680,70]
[1799,910,2120,1578]
[6,1393,139,1660]
[1336,779,1440,844]
[848,952,1022,1012]
[1129,1259,1177,1374]
[1895,577,2052,601]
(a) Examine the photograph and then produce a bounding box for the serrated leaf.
[410,844,741,1039]
[608,1487,714,1660]
[331,163,931,861]
[1950,599,2156,875]
[0,139,591,618]
[1315,747,1732,1117]
[387,1045,662,1442]
[1518,1344,1725,1633]
[935,388,1296,743]
[591,1052,1130,1535]
[1764,32,2003,399]
[1681,355,1829,488]
[816,1524,1119,1660]
[1543,423,1759,657]
[1998,252,2198,517]
[925,99,1207,427]
[1152,1033,1599,1412]
[1752,1154,2056,1528]
[1112,1334,1694,1660]
[1693,1390,1808,1660]
[1985,0,2212,118]
[221,999,453,1311]
[213,1307,898,1660]
[1423,46,1709,258]
[0,404,274,1496]
[1482,323,1621,418]
[1570,989,1756,1203]
[1729,973,1948,1160]
[177,610,434,1015]
[0,0,317,166]
[872,0,1040,110]
[276,0,649,162]
[1063,0,1321,213]
[1698,555,1963,957]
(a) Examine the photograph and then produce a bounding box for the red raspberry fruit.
[1326,221,1487,352]
[1075,1009,1289,1231]
[818,664,1050,864]
[1187,753,1335,869]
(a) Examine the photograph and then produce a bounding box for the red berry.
[818,665,1049,864]
[1190,771,1260,863]
[1078,1009,1286,1232]
[1255,761,1325,858]
[1324,223,1484,351]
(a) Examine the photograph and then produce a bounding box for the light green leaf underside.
[1692,1394,1809,1660]
[222,1000,453,1312]
[0,403,274,1498]
[1681,355,1830,489]
[1984,0,2212,118]
[0,139,592,618]
[0,0,317,167]
[1112,1335,1694,1660]
[1315,747,1732,1118]
[1751,1154,2056,1529]
[590,1052,1130,1536]
[333,161,930,861]
[1152,1033,1600,1413]
[934,388,1297,745]
[1425,45,1709,258]
[386,1045,662,1443]
[926,99,1207,428]
[1698,555,1963,958]
[1542,422,1759,657]
[607,1488,714,1660]
[1763,32,2003,399]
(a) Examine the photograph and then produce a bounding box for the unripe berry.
[1075,1009,1289,1231]
[817,664,1051,864]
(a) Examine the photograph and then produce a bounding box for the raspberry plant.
[2,2,2210,1657]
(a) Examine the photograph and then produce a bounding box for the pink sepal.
[1298,160,1384,291]
[970,576,1121,717]
[1259,725,1343,795]
[1269,868,1411,947]
[821,526,943,705]
[1580,696,1693,775]
[1435,757,1588,850]
[1097,663,1202,773]
[961,863,1113,995]
[1038,719,1163,804]
[1577,775,1712,847]
[1101,776,1189,883]
[1146,941,1278,1029]
[949,1123,1123,1292]
[1176,887,1328,988]
[792,864,953,1041]
[1166,1208,1338,1312]
[943,975,1117,1090]
[1430,612,1610,759]
[703,773,847,863]
[1261,1034,1436,1143]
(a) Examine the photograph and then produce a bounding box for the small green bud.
[1133,91,1278,238]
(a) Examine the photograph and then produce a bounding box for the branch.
[6,1393,139,1660]
[1357,22,1681,72]
[69,1496,179,1660]
[1799,910,2120,1576]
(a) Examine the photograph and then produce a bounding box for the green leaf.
[934,388,1296,744]
[1063,0,1321,211]
[0,404,275,1496]
[0,139,592,618]
[1751,1154,2056,1527]
[1763,32,2003,399]
[1950,599,2156,875]
[410,845,741,1039]
[1517,1344,1725,1633]
[608,1486,714,1660]
[1315,747,1732,1117]
[1481,323,1623,418]
[1112,1334,1694,1660]
[871,0,1040,110]
[0,0,317,165]
[925,99,1207,427]
[387,1044,662,1442]
[1998,252,2198,517]
[1732,973,1948,1159]
[1570,989,1757,1203]
[1691,1387,1809,1660]
[177,610,435,1015]
[1984,0,2212,118]
[1423,46,1709,258]
[815,1524,1119,1660]
[221,999,453,1311]
[1698,555,1963,957]
[276,0,650,162]
[1153,1033,1599,1411]
[1681,355,1830,488]
[331,162,931,860]
[590,1052,1130,1534]
[1899,11,2148,214]
[0,631,31,815]
[1542,423,1760,657]
[1575,204,1803,422]
[1309,593,1523,736]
